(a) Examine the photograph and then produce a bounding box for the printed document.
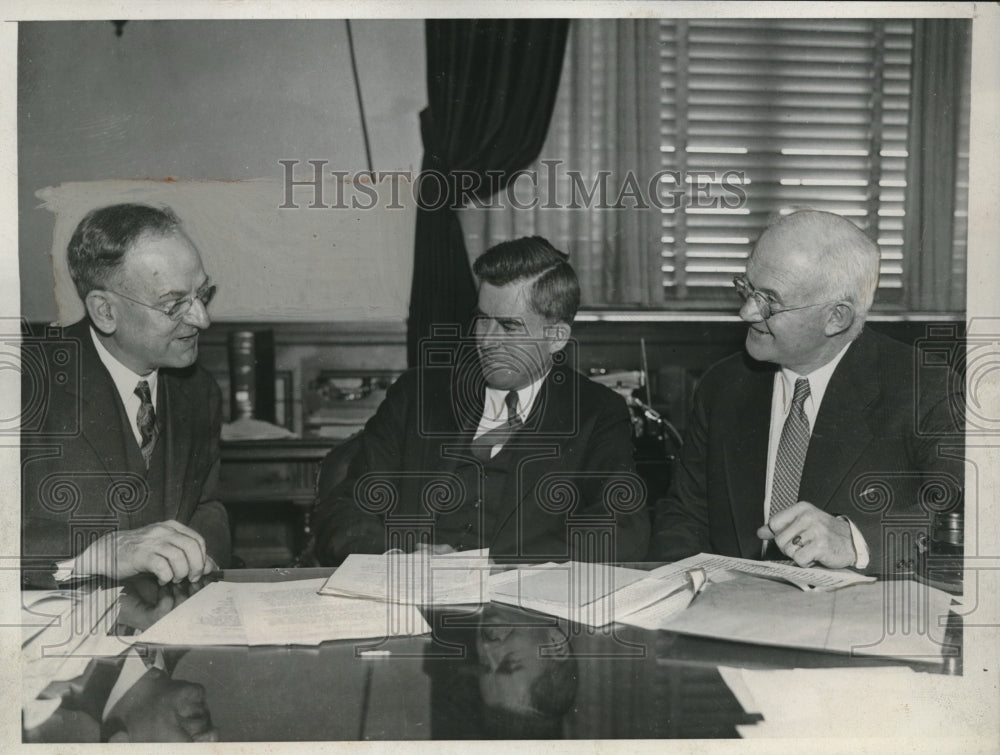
[662,571,955,662]
[719,666,971,739]
[656,552,876,592]
[318,548,491,606]
[489,562,708,628]
[138,579,431,646]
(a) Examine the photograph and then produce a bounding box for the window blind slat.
[658,17,914,299]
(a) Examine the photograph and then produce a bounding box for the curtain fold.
[902,19,970,312]
[460,20,663,308]
[407,19,570,366]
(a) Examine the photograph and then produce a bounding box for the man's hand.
[117,570,216,631]
[75,520,211,584]
[411,542,456,556]
[756,501,856,568]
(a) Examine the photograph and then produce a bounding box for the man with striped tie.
[21,204,230,587]
[314,236,650,564]
[649,210,963,575]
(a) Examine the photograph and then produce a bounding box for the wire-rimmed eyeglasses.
[108,284,217,321]
[732,275,834,321]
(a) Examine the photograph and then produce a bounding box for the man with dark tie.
[649,210,963,574]
[21,203,230,587]
[313,236,649,563]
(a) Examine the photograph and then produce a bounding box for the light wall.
[18,19,426,323]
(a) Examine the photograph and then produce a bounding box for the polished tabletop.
[24,565,961,742]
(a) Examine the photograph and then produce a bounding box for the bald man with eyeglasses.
[21,203,230,588]
[649,210,963,576]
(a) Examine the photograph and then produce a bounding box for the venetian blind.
[658,19,913,305]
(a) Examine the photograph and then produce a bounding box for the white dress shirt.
[763,341,870,568]
[474,371,548,458]
[90,326,159,448]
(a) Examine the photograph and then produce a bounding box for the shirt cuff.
[838,516,870,570]
[52,557,78,582]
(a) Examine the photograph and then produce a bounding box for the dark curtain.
[407,19,570,366]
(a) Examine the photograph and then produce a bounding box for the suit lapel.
[432,366,483,474]
[799,334,877,511]
[68,321,134,481]
[158,373,188,520]
[723,361,775,558]
[500,369,568,506]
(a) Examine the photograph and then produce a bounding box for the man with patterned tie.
[313,236,650,564]
[21,203,230,587]
[649,210,963,574]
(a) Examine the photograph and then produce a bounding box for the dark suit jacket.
[24,657,122,742]
[313,361,649,564]
[25,649,189,743]
[21,319,230,587]
[649,328,964,575]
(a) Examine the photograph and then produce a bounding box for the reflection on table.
[23,566,959,742]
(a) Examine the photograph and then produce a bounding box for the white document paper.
[319,549,491,606]
[720,666,970,739]
[488,562,704,628]
[662,572,955,663]
[138,579,431,646]
[617,568,708,630]
[657,553,876,592]
[238,579,431,644]
[137,581,249,645]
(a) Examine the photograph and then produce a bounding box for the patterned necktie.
[471,391,522,461]
[134,380,157,469]
[504,390,522,431]
[769,377,811,518]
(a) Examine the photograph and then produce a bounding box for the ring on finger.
[791,535,804,547]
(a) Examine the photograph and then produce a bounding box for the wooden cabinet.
[219,439,339,566]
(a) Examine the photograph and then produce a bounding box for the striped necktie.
[769,377,811,518]
[470,391,522,461]
[134,380,157,469]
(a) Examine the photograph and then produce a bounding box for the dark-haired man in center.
[314,236,649,563]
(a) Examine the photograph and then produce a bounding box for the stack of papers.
[661,553,876,592]
[661,571,955,663]
[319,548,491,606]
[720,666,973,739]
[138,578,431,646]
[488,561,707,628]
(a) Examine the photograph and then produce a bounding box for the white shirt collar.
[90,326,158,412]
[478,369,549,435]
[776,340,853,416]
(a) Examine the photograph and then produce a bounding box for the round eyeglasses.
[108,285,217,321]
[732,275,834,321]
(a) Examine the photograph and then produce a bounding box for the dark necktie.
[134,380,157,469]
[769,377,811,519]
[470,391,522,461]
